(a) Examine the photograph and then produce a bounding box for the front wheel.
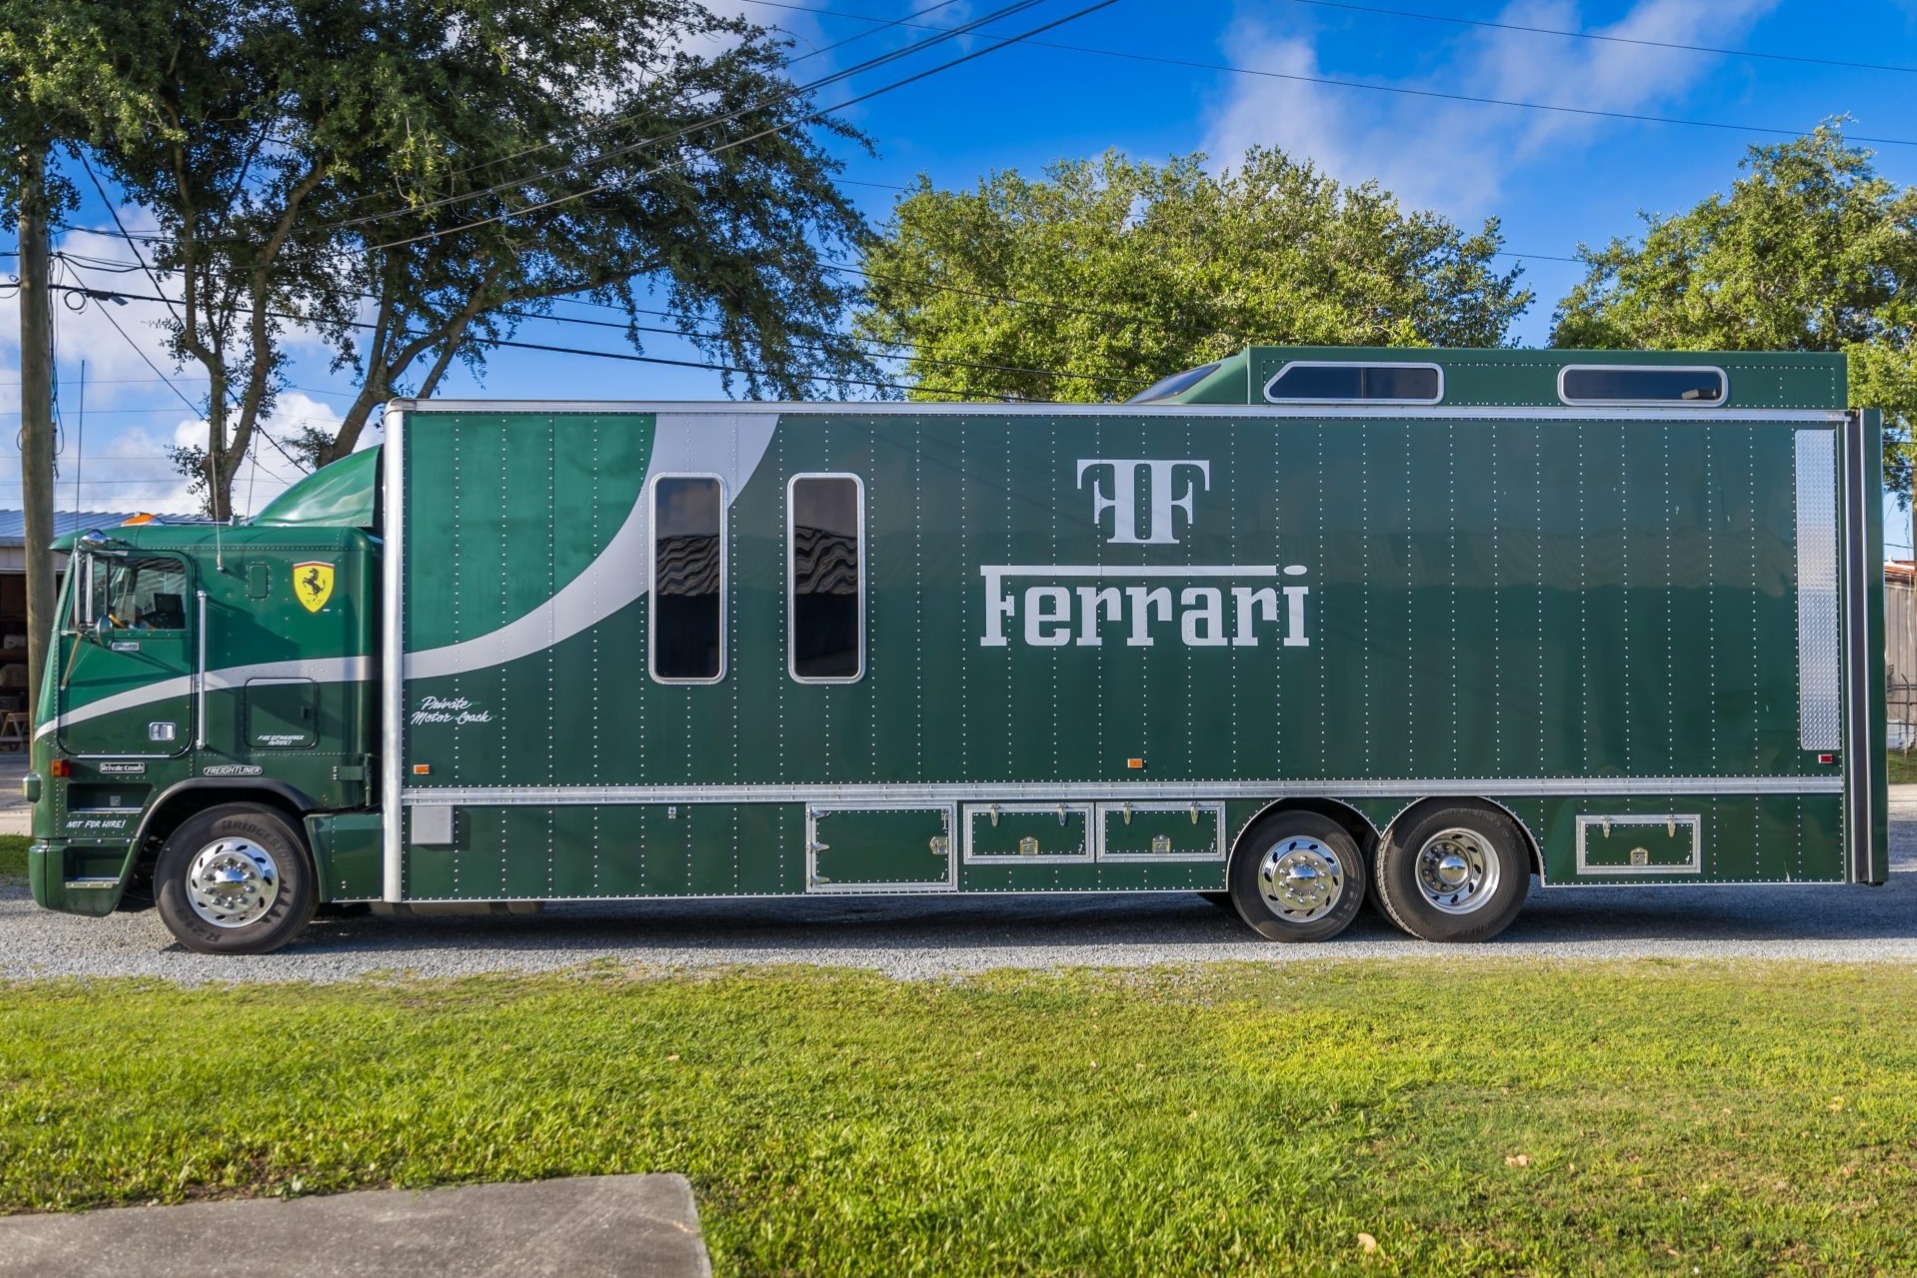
[154,804,317,954]
[1373,804,1530,943]
[1228,812,1366,943]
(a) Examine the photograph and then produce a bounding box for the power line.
[79,155,184,329]
[42,280,1043,402]
[0,375,361,398]
[55,271,329,483]
[364,0,1124,252]
[433,0,978,196]
[732,0,1917,148]
[1278,0,1917,77]
[53,253,1147,391]
[488,294,1145,387]
[76,288,201,416]
[339,0,1058,233]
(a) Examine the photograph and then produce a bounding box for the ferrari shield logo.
[293,561,335,613]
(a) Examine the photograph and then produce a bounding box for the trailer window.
[650,475,725,683]
[79,556,188,632]
[789,475,864,682]
[1263,362,1442,404]
[1558,366,1726,406]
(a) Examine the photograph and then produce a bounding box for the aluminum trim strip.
[1795,430,1842,751]
[406,400,1846,424]
[1842,409,1878,882]
[400,776,1842,806]
[381,402,406,903]
[194,590,207,749]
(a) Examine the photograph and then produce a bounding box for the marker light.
[412,763,432,775]
[1126,758,1146,770]
[49,759,71,778]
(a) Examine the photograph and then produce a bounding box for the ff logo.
[1076,459,1211,544]
[294,561,335,613]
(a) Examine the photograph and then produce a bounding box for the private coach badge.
[294,561,335,613]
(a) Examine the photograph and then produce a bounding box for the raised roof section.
[1147,347,1849,410]
[251,447,379,529]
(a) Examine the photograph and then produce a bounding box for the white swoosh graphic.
[404,412,777,680]
[37,412,779,740]
[39,656,374,741]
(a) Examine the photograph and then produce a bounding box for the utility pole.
[18,146,56,715]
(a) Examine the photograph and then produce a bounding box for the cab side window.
[80,557,188,632]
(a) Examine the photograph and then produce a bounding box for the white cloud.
[173,390,350,520]
[2,209,359,517]
[1202,0,1782,218]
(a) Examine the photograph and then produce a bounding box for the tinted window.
[1127,362,1221,405]
[85,556,188,632]
[1560,367,1725,405]
[790,476,862,681]
[1265,363,1441,402]
[651,477,723,682]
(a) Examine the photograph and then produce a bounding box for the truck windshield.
[78,556,189,632]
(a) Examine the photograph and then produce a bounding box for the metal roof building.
[0,511,201,572]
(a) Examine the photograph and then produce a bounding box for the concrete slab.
[0,1174,711,1278]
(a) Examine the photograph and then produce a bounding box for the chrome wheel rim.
[1414,827,1500,915]
[1256,836,1346,923]
[185,839,281,929]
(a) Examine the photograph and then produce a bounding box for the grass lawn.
[0,835,27,881]
[1887,751,1917,784]
[4,963,1917,1275]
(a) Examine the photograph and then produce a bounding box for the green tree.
[7,0,875,519]
[1552,124,1917,495]
[855,148,1532,402]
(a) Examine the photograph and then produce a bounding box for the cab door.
[56,553,196,758]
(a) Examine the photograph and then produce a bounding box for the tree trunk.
[17,147,57,724]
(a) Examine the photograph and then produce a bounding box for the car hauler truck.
[24,347,1887,953]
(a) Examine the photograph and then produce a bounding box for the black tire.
[154,803,317,955]
[1228,812,1366,943]
[1374,803,1531,943]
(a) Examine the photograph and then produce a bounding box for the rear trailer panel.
[384,349,1877,904]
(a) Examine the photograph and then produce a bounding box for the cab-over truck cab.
[28,476,381,952]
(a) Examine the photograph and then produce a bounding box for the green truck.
[25,347,1887,953]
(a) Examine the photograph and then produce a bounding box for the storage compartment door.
[964,803,1094,863]
[807,805,956,892]
[1576,814,1701,875]
[247,678,318,749]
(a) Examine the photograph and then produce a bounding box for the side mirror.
[88,615,112,648]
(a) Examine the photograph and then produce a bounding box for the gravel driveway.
[6,790,1917,984]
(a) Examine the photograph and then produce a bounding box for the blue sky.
[4,0,1917,525]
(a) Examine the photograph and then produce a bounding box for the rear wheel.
[1228,812,1366,943]
[154,804,317,955]
[1374,804,1530,943]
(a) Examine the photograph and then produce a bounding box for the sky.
[3,0,1916,529]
